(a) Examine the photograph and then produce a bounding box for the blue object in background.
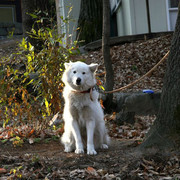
[143,89,154,94]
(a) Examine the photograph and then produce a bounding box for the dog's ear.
[89,63,98,73]
[64,62,72,69]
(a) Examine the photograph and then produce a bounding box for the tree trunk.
[141,3,180,150]
[77,0,103,45]
[55,0,62,38]
[21,0,36,35]
[55,0,66,46]
[21,0,55,36]
[102,0,114,112]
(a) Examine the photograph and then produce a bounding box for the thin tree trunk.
[55,0,62,38]
[140,3,180,150]
[77,0,103,45]
[21,0,56,36]
[55,0,67,46]
[21,0,36,35]
[102,0,114,112]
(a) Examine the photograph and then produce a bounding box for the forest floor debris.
[1,34,180,179]
[83,34,172,93]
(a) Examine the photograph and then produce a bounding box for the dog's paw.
[101,144,108,149]
[75,148,84,154]
[64,146,73,153]
[87,149,97,155]
[87,146,97,155]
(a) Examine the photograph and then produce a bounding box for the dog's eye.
[82,72,86,75]
[73,71,76,74]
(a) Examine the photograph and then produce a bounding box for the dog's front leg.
[86,120,97,155]
[71,120,84,154]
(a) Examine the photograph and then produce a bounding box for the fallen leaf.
[97,169,108,176]
[86,166,98,176]
[27,129,35,137]
[49,112,59,126]
[0,168,7,174]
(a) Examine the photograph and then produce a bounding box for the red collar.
[72,87,94,94]
[77,88,91,93]
[72,87,95,101]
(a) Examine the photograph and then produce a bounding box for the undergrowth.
[0,10,80,144]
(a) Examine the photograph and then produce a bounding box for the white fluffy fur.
[61,61,109,155]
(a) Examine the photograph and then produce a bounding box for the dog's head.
[62,61,98,91]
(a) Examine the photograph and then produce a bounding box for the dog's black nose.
[76,77,81,85]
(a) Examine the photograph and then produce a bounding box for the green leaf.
[31,28,36,35]
[49,31,53,38]
[1,139,8,143]
[28,13,38,19]
[28,43,34,52]
[26,79,34,85]
[44,97,50,116]
[99,85,105,91]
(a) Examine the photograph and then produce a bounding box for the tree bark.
[140,3,180,150]
[55,0,61,38]
[55,0,66,46]
[77,0,103,45]
[21,0,55,35]
[102,0,114,112]
[21,0,36,35]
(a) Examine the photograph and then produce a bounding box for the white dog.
[61,61,109,155]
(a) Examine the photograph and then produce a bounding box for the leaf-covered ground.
[1,138,180,179]
[83,34,172,92]
[1,34,180,179]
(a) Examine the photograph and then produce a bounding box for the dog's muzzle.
[76,77,81,85]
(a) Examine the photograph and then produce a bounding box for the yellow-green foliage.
[0,12,80,129]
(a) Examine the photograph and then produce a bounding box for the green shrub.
[0,11,80,130]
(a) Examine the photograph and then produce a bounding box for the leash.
[104,51,170,94]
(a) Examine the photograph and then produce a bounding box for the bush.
[0,11,80,130]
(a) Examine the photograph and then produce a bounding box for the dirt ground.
[0,139,138,179]
[0,137,180,179]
